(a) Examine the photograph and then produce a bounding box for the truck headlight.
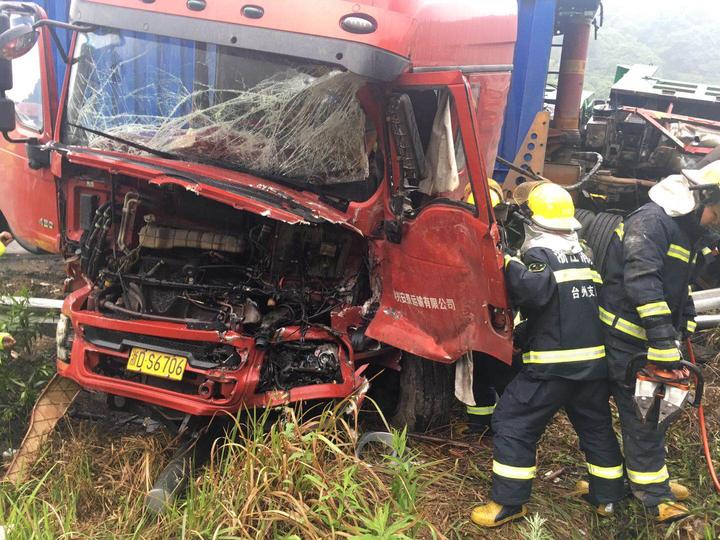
[56,314,74,361]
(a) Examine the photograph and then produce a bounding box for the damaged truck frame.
[0,1,517,431]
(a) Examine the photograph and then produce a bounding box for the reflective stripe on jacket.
[600,202,705,345]
[505,245,606,381]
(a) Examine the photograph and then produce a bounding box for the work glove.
[503,247,521,269]
[646,339,682,369]
[0,333,15,351]
[0,231,11,257]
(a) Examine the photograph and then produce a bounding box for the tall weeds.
[0,403,439,539]
[0,290,51,447]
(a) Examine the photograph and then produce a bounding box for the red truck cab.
[0,0,516,429]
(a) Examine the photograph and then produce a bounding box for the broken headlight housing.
[56,314,74,361]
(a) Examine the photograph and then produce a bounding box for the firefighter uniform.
[472,183,624,528]
[599,202,705,509]
[464,179,513,433]
[490,246,624,505]
[466,352,517,432]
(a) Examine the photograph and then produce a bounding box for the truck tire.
[390,353,454,432]
[575,209,596,237]
[583,212,622,274]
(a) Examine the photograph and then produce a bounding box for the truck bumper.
[57,287,365,416]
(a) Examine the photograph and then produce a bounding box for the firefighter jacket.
[504,245,606,381]
[600,202,706,359]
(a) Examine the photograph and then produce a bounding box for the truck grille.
[82,326,241,370]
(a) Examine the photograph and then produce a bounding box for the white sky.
[601,0,720,11]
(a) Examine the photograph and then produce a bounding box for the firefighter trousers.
[467,353,518,427]
[490,371,624,506]
[606,338,674,506]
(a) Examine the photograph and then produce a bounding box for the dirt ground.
[0,249,65,298]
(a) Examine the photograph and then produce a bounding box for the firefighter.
[465,352,517,433]
[464,180,517,434]
[598,161,720,522]
[471,183,624,528]
[0,231,16,351]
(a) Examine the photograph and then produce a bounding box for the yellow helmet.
[527,182,581,231]
[466,178,503,207]
[488,179,503,207]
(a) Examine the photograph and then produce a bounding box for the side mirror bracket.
[26,139,50,169]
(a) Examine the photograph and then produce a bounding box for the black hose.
[99,300,207,325]
[564,152,603,191]
[496,155,547,182]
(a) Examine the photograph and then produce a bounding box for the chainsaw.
[625,349,704,429]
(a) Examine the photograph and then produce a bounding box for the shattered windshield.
[63,29,373,186]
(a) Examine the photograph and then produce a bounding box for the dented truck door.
[0,4,60,253]
[366,77,512,364]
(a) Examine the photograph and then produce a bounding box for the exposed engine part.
[76,183,370,385]
[257,342,342,392]
[80,202,115,280]
[78,185,369,380]
[117,191,140,252]
[100,300,209,325]
[580,105,707,180]
[139,219,246,253]
[255,307,292,348]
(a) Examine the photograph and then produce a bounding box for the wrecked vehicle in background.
[0,0,517,431]
[551,64,720,282]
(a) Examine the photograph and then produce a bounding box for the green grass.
[0,290,53,448]
[0,405,442,539]
[0,338,719,538]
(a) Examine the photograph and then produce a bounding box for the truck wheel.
[583,212,622,274]
[390,353,454,432]
[575,209,596,237]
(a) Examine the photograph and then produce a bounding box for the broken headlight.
[56,314,75,361]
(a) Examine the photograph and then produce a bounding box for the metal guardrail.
[691,289,720,313]
[691,288,720,330]
[0,296,63,335]
[0,296,63,310]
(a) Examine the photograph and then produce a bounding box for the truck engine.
[71,182,370,396]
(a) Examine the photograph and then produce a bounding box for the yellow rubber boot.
[668,482,690,501]
[652,502,689,523]
[573,480,690,502]
[470,501,527,528]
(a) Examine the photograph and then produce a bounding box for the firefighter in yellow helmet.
[466,178,503,208]
[462,179,517,435]
[471,182,624,528]
[0,231,16,351]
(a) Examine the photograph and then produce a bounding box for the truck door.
[0,4,60,253]
[366,76,513,364]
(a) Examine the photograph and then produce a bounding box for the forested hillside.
[583,0,720,98]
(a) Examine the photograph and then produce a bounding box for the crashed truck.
[0,0,518,432]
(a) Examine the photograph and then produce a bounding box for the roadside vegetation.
[0,299,718,538]
[0,291,53,449]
